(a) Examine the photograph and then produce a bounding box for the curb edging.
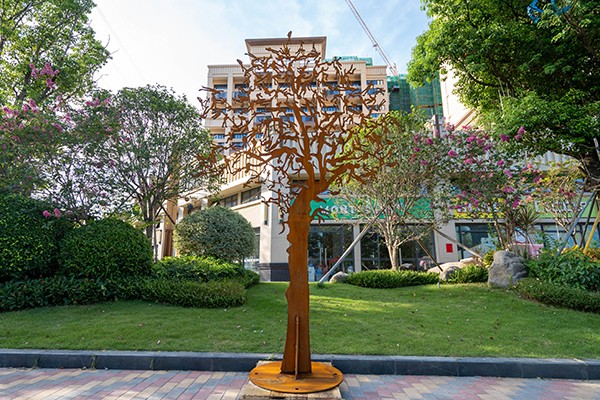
[1,349,598,380]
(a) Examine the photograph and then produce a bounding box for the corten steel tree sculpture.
[199,36,389,393]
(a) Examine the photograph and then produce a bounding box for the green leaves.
[59,219,153,280]
[410,0,600,184]
[174,206,255,263]
[0,0,110,107]
[346,270,440,289]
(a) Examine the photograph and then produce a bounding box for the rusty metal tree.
[199,36,388,385]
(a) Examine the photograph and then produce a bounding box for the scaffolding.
[387,75,443,118]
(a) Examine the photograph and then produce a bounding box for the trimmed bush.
[59,219,153,280]
[0,276,137,312]
[346,269,439,289]
[0,193,71,282]
[525,248,600,292]
[153,256,259,288]
[515,278,600,313]
[174,206,255,263]
[447,265,489,284]
[138,278,246,308]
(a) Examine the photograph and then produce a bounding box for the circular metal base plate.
[249,361,343,394]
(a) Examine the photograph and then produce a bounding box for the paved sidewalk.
[1,368,600,399]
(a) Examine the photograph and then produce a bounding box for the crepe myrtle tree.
[440,124,543,250]
[199,36,390,375]
[333,111,453,270]
[0,65,119,205]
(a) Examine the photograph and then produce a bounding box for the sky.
[89,0,431,107]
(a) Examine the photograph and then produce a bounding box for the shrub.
[526,248,600,292]
[153,256,260,288]
[59,219,153,280]
[138,278,246,308]
[447,265,489,284]
[0,276,138,312]
[346,269,439,289]
[482,250,495,268]
[515,278,600,313]
[174,206,255,263]
[0,193,72,282]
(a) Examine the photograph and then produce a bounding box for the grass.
[0,283,598,359]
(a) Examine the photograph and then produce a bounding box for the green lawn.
[1,283,598,359]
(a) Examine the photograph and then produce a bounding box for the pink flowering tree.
[334,111,453,270]
[0,63,119,221]
[441,124,542,250]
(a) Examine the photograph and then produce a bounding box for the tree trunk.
[389,245,399,271]
[280,196,312,375]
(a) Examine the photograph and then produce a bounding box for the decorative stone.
[329,272,349,283]
[439,265,460,281]
[488,250,527,288]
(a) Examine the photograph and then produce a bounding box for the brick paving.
[1,368,600,399]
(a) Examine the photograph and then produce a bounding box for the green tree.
[0,0,110,107]
[174,206,255,263]
[408,0,600,186]
[92,85,219,248]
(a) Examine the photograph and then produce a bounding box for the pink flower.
[445,123,455,132]
[464,157,474,165]
[414,147,421,152]
[500,134,510,142]
[496,159,505,167]
[53,208,61,218]
[517,126,525,135]
[42,210,52,218]
[503,169,513,177]
[503,186,515,193]
[448,150,458,157]
[512,199,520,209]
[426,138,433,145]
[533,175,541,184]
[466,136,476,143]
[420,160,429,166]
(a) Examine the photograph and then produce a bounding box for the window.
[308,224,354,274]
[214,84,227,90]
[219,194,238,208]
[241,187,261,204]
[361,226,436,270]
[455,223,494,259]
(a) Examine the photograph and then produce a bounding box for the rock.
[459,257,479,265]
[488,250,527,288]
[329,271,349,283]
[439,265,461,281]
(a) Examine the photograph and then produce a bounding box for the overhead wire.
[95,5,148,84]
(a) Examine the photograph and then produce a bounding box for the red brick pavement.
[1,368,600,399]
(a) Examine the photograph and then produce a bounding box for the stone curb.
[0,349,598,380]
